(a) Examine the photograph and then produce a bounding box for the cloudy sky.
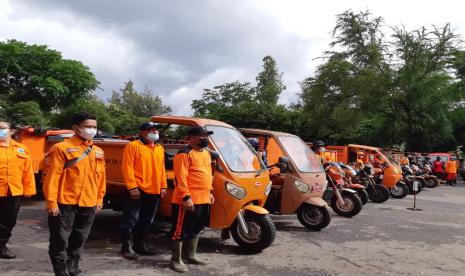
[1,0,464,114]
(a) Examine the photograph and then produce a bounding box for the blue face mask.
[0,129,10,140]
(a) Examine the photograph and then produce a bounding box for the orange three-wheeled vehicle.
[240,128,331,230]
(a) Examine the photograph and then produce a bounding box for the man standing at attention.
[170,126,215,273]
[0,119,36,259]
[43,112,106,276]
[120,122,167,260]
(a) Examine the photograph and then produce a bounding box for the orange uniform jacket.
[172,146,213,204]
[121,139,167,194]
[445,160,457,174]
[0,140,36,197]
[42,136,106,209]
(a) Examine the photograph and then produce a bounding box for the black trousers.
[120,189,161,240]
[48,204,96,273]
[0,196,21,246]
[170,204,210,241]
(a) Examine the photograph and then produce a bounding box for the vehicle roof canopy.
[150,115,233,128]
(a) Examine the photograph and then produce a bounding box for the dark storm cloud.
[19,1,291,89]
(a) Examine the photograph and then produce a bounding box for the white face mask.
[146,133,159,142]
[78,128,97,140]
[319,147,326,153]
[0,129,10,140]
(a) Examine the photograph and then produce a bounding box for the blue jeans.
[120,189,160,240]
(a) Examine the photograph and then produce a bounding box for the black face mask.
[198,138,209,148]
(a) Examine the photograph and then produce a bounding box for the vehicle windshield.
[277,135,324,173]
[206,125,265,173]
[379,149,397,165]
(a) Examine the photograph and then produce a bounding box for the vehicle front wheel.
[390,183,409,199]
[330,191,363,217]
[367,184,390,203]
[230,213,276,253]
[297,204,331,231]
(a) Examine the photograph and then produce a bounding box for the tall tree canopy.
[0,40,99,111]
[192,56,298,131]
[299,10,465,151]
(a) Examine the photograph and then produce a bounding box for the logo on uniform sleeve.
[17,148,25,154]
[95,151,104,159]
[66,148,80,153]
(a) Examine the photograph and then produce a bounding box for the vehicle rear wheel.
[354,188,369,205]
[297,204,331,231]
[390,183,409,199]
[330,191,363,217]
[425,178,438,188]
[367,184,390,203]
[231,213,276,253]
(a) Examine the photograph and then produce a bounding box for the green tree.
[0,40,99,111]
[110,80,171,118]
[52,97,115,133]
[6,101,49,126]
[192,56,298,131]
[299,10,464,151]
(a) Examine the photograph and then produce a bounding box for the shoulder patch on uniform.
[95,150,104,159]
[177,146,192,155]
[17,148,26,154]
[66,148,80,153]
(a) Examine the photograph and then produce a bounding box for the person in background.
[432,156,445,181]
[43,112,106,276]
[445,156,458,186]
[312,140,328,164]
[0,119,36,259]
[120,122,167,260]
[170,126,215,273]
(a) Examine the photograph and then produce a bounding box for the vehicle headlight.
[225,182,246,200]
[294,180,309,193]
[265,182,272,196]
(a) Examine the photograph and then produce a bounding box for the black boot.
[133,234,157,256]
[0,244,16,259]
[52,259,70,276]
[66,254,82,276]
[121,240,138,260]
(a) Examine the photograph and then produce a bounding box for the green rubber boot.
[170,240,188,273]
[182,235,206,265]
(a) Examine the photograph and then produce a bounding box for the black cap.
[187,126,213,136]
[139,122,159,130]
[313,140,325,147]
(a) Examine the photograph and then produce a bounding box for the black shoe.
[67,255,81,276]
[52,259,69,276]
[0,246,16,259]
[133,238,157,256]
[121,240,138,260]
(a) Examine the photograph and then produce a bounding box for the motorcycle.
[324,162,363,217]
[339,163,369,205]
[401,164,423,195]
[354,164,391,203]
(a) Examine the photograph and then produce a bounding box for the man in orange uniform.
[43,112,106,276]
[170,126,215,273]
[0,119,36,259]
[120,122,167,259]
[445,156,458,186]
[312,140,329,164]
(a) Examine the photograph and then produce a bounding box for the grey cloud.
[11,0,319,113]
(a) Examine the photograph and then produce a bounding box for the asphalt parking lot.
[2,182,465,276]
